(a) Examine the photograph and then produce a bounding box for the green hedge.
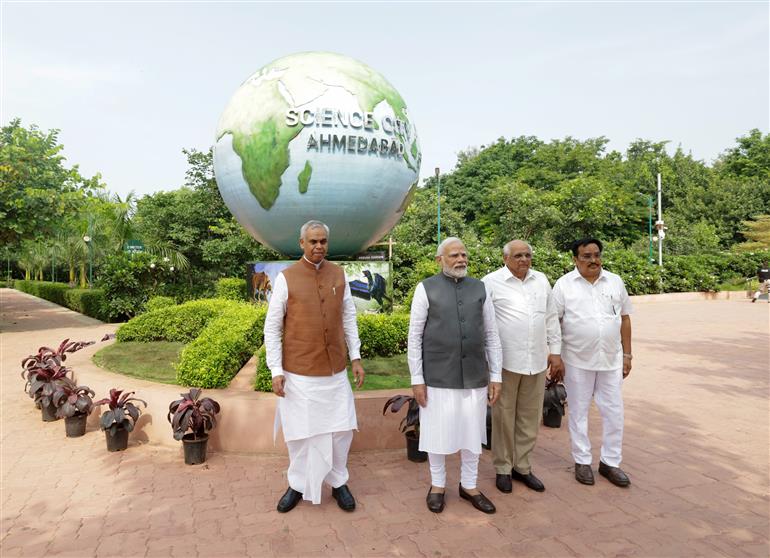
[15,280,107,321]
[357,313,410,358]
[254,345,272,392]
[145,296,177,313]
[176,304,267,388]
[63,288,108,321]
[215,277,247,301]
[116,299,236,343]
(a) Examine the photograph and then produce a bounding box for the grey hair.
[502,240,533,257]
[436,236,464,257]
[300,220,330,239]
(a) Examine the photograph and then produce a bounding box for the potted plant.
[383,394,426,463]
[543,378,568,428]
[167,388,221,465]
[21,339,94,421]
[52,379,95,437]
[94,389,147,451]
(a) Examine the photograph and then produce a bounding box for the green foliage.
[215,277,247,301]
[97,252,176,321]
[357,313,409,358]
[116,298,232,343]
[254,345,272,392]
[0,119,102,246]
[717,129,770,180]
[736,215,770,251]
[144,296,177,312]
[63,288,108,320]
[14,280,107,320]
[176,303,267,388]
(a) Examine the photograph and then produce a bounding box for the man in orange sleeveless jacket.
[264,220,365,513]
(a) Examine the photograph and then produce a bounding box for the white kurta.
[408,280,503,455]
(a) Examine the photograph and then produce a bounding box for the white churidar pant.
[563,363,624,467]
[275,370,357,505]
[428,450,480,489]
[287,431,353,504]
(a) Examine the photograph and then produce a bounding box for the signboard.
[247,260,392,313]
[124,240,145,254]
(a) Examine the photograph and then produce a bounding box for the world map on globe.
[213,51,422,256]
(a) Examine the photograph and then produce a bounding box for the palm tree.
[111,191,137,253]
[57,234,87,285]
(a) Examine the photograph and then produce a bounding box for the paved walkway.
[1,288,768,557]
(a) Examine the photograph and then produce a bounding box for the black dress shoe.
[598,461,631,487]
[426,488,445,513]
[459,484,496,514]
[495,474,512,493]
[332,484,356,511]
[276,487,302,513]
[574,463,595,485]
[511,469,545,492]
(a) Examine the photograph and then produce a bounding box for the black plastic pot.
[182,433,209,465]
[543,407,563,428]
[41,402,59,422]
[105,427,129,451]
[405,431,427,463]
[65,413,88,437]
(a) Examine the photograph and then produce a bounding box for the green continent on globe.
[217,80,301,210]
[297,161,312,194]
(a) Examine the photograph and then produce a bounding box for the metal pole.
[657,173,663,267]
[88,216,94,287]
[648,196,653,263]
[435,167,441,246]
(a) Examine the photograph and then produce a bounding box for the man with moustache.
[408,237,503,514]
[482,240,563,494]
[264,220,365,513]
[552,238,633,487]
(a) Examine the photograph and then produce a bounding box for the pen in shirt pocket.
[333,286,337,296]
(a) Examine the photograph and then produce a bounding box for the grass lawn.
[92,341,183,384]
[347,353,411,391]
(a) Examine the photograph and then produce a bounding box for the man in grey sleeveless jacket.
[408,237,503,514]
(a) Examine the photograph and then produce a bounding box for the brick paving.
[1,288,768,557]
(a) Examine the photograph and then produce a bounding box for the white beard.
[443,265,468,279]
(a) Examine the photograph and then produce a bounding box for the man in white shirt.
[408,237,503,514]
[264,220,365,512]
[552,238,633,487]
[482,240,563,494]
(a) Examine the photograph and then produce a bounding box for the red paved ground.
[1,288,768,557]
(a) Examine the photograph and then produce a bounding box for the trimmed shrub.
[145,296,176,313]
[63,289,108,321]
[116,299,235,343]
[254,345,272,392]
[357,313,409,358]
[35,282,69,306]
[176,304,268,388]
[15,280,108,320]
[215,277,247,301]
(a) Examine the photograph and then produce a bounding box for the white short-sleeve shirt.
[552,268,633,371]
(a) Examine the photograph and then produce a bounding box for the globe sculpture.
[213,52,422,256]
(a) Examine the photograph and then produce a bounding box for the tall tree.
[0,119,101,246]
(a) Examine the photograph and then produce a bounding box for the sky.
[2,1,768,199]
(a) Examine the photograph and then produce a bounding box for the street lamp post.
[435,167,441,246]
[647,195,654,263]
[83,235,93,287]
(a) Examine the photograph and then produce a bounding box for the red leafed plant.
[94,389,147,437]
[167,388,221,441]
[21,338,95,407]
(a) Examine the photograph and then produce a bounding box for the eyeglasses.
[577,253,602,262]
